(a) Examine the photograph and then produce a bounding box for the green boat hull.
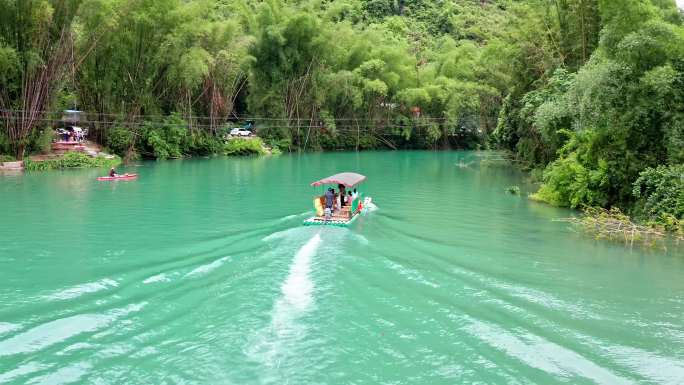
[303,212,360,227]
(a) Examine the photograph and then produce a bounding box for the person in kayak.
[109,167,118,177]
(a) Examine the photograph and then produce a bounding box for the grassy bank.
[1,136,272,173]
[23,152,121,172]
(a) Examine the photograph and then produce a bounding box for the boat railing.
[312,192,363,218]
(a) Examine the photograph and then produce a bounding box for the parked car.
[230,128,252,137]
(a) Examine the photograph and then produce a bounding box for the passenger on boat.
[346,191,353,205]
[352,188,358,200]
[324,188,334,219]
[338,184,347,206]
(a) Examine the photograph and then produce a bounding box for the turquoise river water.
[1,151,683,384]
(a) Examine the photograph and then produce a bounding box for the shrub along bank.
[224,138,266,156]
[23,152,121,172]
[102,114,266,160]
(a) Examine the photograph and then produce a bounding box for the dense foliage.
[1,0,521,158]
[1,0,683,225]
[23,152,120,171]
[493,0,684,226]
[224,138,267,156]
[633,165,684,226]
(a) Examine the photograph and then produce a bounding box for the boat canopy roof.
[311,172,366,187]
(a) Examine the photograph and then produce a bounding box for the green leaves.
[616,21,683,74]
[8,0,681,175]
[0,45,19,86]
[361,79,388,97]
[633,164,684,223]
[23,152,121,171]
[504,0,684,222]
[169,47,213,90]
[533,150,609,208]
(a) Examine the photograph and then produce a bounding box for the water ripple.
[184,256,230,278]
[42,279,118,301]
[464,318,631,385]
[0,303,146,357]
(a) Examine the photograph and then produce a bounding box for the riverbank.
[477,153,684,248]
[556,207,684,249]
[23,152,121,172]
[0,136,274,173]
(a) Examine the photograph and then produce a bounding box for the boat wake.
[0,322,21,337]
[246,233,322,376]
[364,198,378,212]
[278,234,320,311]
[142,273,173,284]
[463,318,631,385]
[278,211,311,222]
[0,302,146,357]
[184,256,230,278]
[42,278,118,301]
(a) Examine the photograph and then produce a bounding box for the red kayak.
[97,174,138,181]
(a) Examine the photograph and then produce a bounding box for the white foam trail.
[364,201,378,212]
[279,234,320,311]
[0,362,52,384]
[0,303,146,357]
[143,273,170,284]
[26,362,91,385]
[602,344,684,383]
[247,233,322,369]
[42,279,118,301]
[0,322,21,336]
[184,256,230,278]
[57,342,93,355]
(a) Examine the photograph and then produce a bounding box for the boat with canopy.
[303,172,372,227]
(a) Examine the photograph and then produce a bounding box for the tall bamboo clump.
[0,0,77,160]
